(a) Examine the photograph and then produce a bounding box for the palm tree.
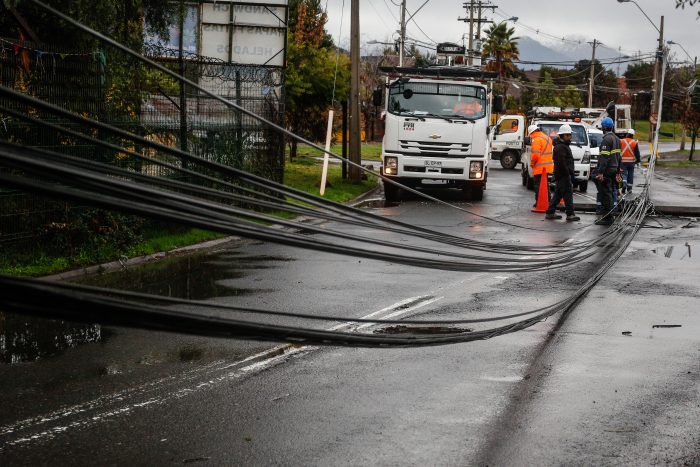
[482,22,520,88]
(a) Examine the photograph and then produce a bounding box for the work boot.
[595,217,613,226]
[566,214,581,222]
[545,213,562,220]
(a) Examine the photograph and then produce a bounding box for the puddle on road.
[0,250,293,365]
[0,315,103,364]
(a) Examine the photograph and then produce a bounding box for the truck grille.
[399,140,471,158]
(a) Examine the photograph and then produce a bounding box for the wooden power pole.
[588,39,599,108]
[349,0,361,183]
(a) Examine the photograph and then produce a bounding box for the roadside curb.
[42,183,382,283]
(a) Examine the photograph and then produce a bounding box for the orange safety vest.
[453,101,482,116]
[530,131,554,175]
[621,137,638,163]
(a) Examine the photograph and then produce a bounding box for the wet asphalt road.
[1,165,698,465]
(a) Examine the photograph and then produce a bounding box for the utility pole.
[650,15,664,142]
[467,1,474,65]
[587,39,599,108]
[458,1,494,66]
[399,0,406,67]
[349,0,361,183]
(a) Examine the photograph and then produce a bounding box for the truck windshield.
[538,124,588,146]
[388,82,486,120]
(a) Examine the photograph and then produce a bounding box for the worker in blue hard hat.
[594,116,621,225]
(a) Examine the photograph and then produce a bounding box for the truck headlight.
[469,161,483,179]
[582,151,590,164]
[384,156,398,175]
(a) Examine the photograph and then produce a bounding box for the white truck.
[491,114,525,169]
[515,108,593,192]
[378,67,503,202]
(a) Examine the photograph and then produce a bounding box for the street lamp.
[616,0,660,33]
[667,40,695,65]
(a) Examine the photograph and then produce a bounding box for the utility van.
[491,114,525,169]
[378,67,502,202]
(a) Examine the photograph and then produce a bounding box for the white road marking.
[0,295,443,450]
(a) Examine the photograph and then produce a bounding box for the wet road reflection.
[0,249,290,366]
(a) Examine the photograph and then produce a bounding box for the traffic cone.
[531,174,549,213]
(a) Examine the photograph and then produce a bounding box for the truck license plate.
[424,160,442,167]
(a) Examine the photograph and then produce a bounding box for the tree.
[285,0,350,158]
[676,0,700,18]
[681,85,700,160]
[560,85,584,108]
[571,59,618,107]
[482,22,519,93]
[535,72,561,107]
[0,0,177,50]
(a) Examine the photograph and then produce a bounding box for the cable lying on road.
[0,0,660,346]
[0,141,625,273]
[0,192,649,347]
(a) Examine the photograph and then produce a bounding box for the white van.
[521,121,592,192]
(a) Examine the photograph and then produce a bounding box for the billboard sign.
[201,1,288,67]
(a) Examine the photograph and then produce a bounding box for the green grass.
[654,157,700,168]
[291,142,382,161]
[632,120,684,142]
[2,157,378,277]
[284,155,378,203]
[0,228,226,277]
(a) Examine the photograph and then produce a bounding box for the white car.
[521,121,592,192]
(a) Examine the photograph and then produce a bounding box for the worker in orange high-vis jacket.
[528,124,554,206]
[620,129,641,194]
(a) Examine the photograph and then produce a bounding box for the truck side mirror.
[493,95,505,114]
[524,136,531,146]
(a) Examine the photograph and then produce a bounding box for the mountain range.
[516,36,639,74]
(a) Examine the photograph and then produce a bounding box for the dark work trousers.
[598,168,618,217]
[546,177,574,216]
[621,162,635,193]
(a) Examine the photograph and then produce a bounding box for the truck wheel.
[521,166,527,186]
[500,151,518,170]
[578,180,588,193]
[526,173,534,190]
[383,180,401,203]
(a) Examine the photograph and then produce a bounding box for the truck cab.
[378,67,500,202]
[521,120,592,192]
[491,114,525,169]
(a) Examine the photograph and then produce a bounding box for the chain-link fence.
[0,36,285,246]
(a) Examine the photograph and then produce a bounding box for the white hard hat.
[528,124,539,135]
[558,124,572,135]
[627,128,635,136]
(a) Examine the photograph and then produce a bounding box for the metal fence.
[0,37,285,246]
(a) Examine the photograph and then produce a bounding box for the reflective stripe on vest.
[621,138,637,162]
[531,135,554,173]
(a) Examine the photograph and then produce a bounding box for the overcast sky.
[324,0,699,66]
